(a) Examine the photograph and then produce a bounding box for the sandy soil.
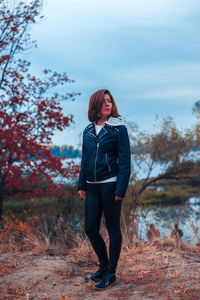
[0,241,200,300]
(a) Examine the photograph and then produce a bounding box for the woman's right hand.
[78,190,86,199]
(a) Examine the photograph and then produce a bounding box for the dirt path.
[0,254,147,299]
[0,240,200,299]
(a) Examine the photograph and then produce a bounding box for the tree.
[193,100,200,118]
[193,100,200,148]
[129,117,195,206]
[0,0,79,221]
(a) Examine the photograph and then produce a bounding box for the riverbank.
[0,237,200,299]
[3,183,200,219]
[2,183,200,248]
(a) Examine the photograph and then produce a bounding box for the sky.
[29,0,200,147]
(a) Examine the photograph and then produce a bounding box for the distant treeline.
[48,143,198,159]
[48,145,81,158]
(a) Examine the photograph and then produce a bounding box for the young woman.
[78,89,131,289]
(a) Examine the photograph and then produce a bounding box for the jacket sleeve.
[115,125,131,198]
[78,132,87,191]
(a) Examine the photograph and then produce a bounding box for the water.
[58,158,200,245]
[134,197,200,245]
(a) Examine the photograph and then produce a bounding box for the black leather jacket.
[78,118,131,198]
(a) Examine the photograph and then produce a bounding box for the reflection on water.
[132,197,200,245]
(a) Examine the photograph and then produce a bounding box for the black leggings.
[85,182,122,274]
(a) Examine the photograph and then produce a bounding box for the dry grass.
[118,238,200,299]
[0,214,77,255]
[0,216,200,299]
[65,232,200,299]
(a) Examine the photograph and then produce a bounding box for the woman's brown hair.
[88,89,121,122]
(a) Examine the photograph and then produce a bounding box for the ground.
[0,239,200,300]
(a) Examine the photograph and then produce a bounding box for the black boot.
[95,271,116,289]
[84,265,107,282]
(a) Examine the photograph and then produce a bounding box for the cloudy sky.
[29,0,200,147]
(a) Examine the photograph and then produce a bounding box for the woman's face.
[99,94,113,120]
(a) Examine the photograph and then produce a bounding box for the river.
[60,158,200,245]
[133,197,200,245]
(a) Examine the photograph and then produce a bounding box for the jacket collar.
[86,123,108,141]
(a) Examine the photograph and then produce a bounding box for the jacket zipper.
[105,153,111,172]
[88,132,97,141]
[94,142,99,181]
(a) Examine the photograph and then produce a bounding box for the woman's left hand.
[115,195,123,201]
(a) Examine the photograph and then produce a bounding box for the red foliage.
[0,0,80,218]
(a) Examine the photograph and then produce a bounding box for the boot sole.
[84,275,103,283]
[95,280,116,290]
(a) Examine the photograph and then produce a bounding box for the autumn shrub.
[0,213,39,253]
[0,208,82,254]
